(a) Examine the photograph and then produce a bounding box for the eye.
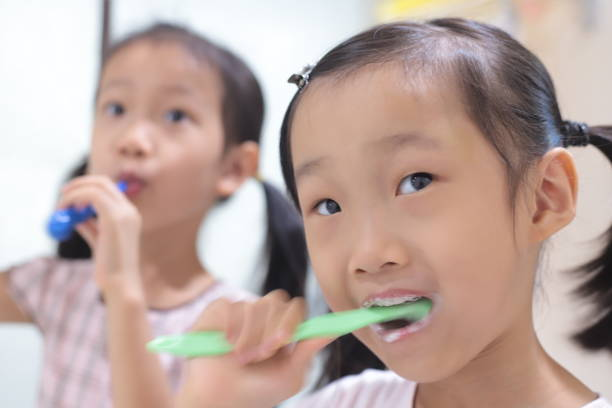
[397,172,433,195]
[314,199,341,216]
[165,109,188,123]
[105,102,125,117]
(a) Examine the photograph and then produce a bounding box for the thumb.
[290,337,336,369]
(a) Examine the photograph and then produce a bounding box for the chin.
[383,358,460,384]
[367,341,465,384]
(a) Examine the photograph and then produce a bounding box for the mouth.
[117,172,148,198]
[362,292,434,343]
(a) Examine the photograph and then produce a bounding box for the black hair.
[57,159,91,259]
[278,18,612,387]
[58,23,308,298]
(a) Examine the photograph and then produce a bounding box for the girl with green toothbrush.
[173,18,612,408]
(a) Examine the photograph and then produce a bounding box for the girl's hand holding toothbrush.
[176,290,334,408]
[57,175,142,295]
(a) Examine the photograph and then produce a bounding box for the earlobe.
[529,148,578,242]
[215,142,260,198]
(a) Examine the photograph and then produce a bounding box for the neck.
[138,216,213,309]
[415,315,596,408]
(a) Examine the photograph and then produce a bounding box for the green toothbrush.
[147,298,432,357]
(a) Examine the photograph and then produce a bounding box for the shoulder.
[3,256,93,324]
[583,397,612,408]
[291,369,415,408]
[5,256,91,273]
[205,281,258,303]
[6,256,91,286]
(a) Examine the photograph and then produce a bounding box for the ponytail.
[259,180,308,298]
[572,125,612,353]
[56,157,91,260]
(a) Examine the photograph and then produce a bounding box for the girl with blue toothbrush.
[175,18,612,408]
[0,23,308,408]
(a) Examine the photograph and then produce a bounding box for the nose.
[347,212,411,275]
[117,120,155,159]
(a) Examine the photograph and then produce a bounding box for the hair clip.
[288,64,314,90]
[561,120,590,147]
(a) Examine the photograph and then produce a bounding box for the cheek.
[305,225,352,311]
[170,128,224,180]
[87,127,116,175]
[435,200,517,285]
[168,150,223,199]
[427,191,533,347]
[87,144,109,175]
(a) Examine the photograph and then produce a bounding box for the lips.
[361,288,435,344]
[117,172,147,198]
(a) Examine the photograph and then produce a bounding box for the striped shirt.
[6,257,254,408]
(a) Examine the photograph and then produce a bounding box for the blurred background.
[0,0,610,405]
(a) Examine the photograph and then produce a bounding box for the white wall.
[0,2,100,406]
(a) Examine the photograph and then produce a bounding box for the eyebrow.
[295,156,330,182]
[369,132,441,152]
[160,84,195,96]
[98,81,195,96]
[294,132,440,182]
[98,79,132,93]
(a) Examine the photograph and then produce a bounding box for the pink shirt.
[6,257,254,408]
[291,369,612,408]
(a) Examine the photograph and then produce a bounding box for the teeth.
[381,330,403,343]
[376,318,430,343]
[363,295,422,308]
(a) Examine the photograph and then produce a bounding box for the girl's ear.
[215,141,260,198]
[529,148,579,243]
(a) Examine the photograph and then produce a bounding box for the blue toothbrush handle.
[47,181,127,241]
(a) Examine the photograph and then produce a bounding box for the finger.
[59,185,135,223]
[228,291,288,346]
[75,220,98,248]
[260,290,290,340]
[233,300,270,362]
[273,297,306,346]
[255,297,305,363]
[289,337,336,370]
[58,184,115,212]
[190,298,231,332]
[63,175,116,192]
[247,293,293,362]
[62,176,126,203]
[225,301,247,344]
[264,289,290,303]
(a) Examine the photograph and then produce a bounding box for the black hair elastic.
[561,120,590,147]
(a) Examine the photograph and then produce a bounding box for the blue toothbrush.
[47,181,127,241]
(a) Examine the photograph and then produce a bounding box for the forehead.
[100,40,223,100]
[290,64,474,168]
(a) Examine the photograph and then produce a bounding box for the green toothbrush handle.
[147,331,233,358]
[147,298,431,357]
[292,299,431,340]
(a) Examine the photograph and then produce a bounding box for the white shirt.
[290,369,612,408]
